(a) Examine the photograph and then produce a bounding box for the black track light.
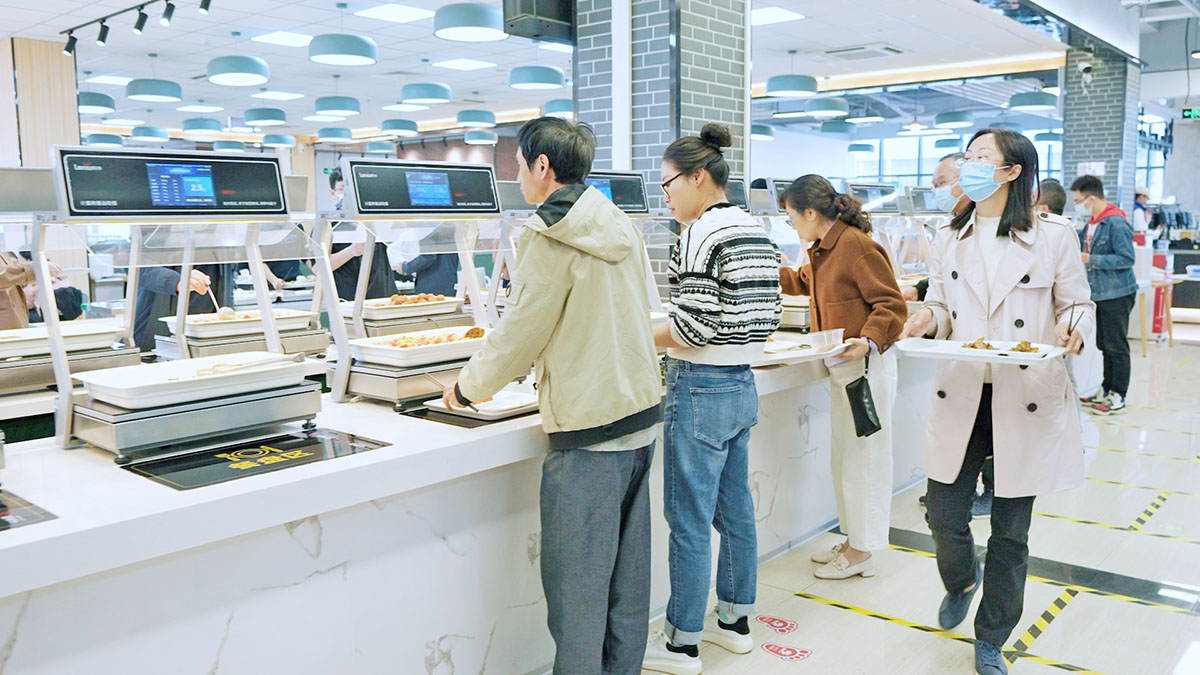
[96,22,110,46]
[160,1,175,26]
[199,0,211,14]
[133,8,148,34]
[63,33,77,56]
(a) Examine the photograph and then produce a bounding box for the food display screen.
[847,183,900,213]
[60,150,286,217]
[349,161,499,215]
[772,180,793,206]
[585,172,649,214]
[910,187,938,213]
[726,179,747,210]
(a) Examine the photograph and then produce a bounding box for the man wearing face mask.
[1070,175,1137,416]
[908,153,970,303]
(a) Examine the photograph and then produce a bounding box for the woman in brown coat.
[0,252,47,330]
[778,175,906,580]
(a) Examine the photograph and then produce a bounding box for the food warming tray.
[74,351,307,409]
[349,326,487,367]
[896,338,1065,365]
[339,298,461,320]
[0,322,123,358]
[160,308,315,338]
[424,388,539,420]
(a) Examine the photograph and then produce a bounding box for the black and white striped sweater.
[668,204,783,365]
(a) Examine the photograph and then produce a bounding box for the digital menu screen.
[349,161,500,215]
[60,150,286,217]
[726,178,747,210]
[909,187,938,213]
[846,183,900,213]
[772,180,793,206]
[585,172,649,214]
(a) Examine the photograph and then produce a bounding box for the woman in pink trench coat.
[900,128,1093,675]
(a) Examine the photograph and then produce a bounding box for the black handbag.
[845,354,882,438]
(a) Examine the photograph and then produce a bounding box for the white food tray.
[896,338,1065,365]
[650,311,669,324]
[160,308,315,339]
[349,326,487,367]
[781,294,809,309]
[754,340,849,367]
[424,389,539,421]
[338,297,460,320]
[0,322,123,358]
[73,351,307,409]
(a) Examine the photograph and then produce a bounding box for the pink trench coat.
[922,211,1096,498]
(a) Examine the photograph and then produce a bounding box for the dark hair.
[779,174,872,233]
[1069,174,1105,198]
[1037,179,1067,215]
[329,167,343,190]
[516,117,595,184]
[661,123,732,188]
[949,128,1038,236]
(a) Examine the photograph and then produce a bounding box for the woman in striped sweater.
[642,124,782,675]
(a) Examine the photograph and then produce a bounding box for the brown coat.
[0,252,34,330]
[779,221,906,351]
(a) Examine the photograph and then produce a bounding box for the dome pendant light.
[262,134,297,148]
[315,74,360,116]
[310,4,379,66]
[750,124,775,141]
[127,54,181,103]
[820,120,853,135]
[182,117,223,138]
[464,130,498,145]
[1034,131,1063,143]
[381,119,419,137]
[318,127,354,144]
[805,97,849,119]
[457,110,496,128]
[78,92,116,115]
[934,111,974,129]
[213,140,245,153]
[434,3,507,42]
[366,141,394,154]
[766,50,818,98]
[509,65,564,90]
[244,107,287,126]
[402,82,452,105]
[934,138,962,149]
[85,133,124,147]
[208,33,270,87]
[544,99,573,119]
[848,143,875,154]
[1008,91,1058,112]
[131,125,170,142]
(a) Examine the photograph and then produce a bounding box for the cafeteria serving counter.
[0,355,934,674]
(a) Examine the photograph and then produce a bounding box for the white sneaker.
[643,630,702,675]
[811,542,844,564]
[813,553,875,580]
[702,612,753,654]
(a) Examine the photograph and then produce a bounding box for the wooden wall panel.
[0,40,19,166]
[12,38,79,168]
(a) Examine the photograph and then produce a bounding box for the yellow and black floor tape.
[1086,476,1200,498]
[1130,491,1170,531]
[1008,589,1078,662]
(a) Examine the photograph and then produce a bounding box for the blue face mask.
[958,160,1011,203]
[932,184,960,213]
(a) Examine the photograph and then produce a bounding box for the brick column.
[1062,29,1140,211]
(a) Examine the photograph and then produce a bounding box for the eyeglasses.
[957,157,1012,169]
[660,172,683,197]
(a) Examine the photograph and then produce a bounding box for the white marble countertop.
[0,360,830,600]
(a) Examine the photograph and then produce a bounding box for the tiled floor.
[645,341,1200,675]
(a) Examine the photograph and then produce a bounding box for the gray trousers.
[540,443,655,675]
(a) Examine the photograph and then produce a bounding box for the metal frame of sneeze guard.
[321,157,507,404]
[39,146,326,450]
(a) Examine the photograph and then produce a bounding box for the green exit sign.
[1184,108,1200,119]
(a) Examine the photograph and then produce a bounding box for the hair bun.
[699,123,733,150]
[831,193,853,214]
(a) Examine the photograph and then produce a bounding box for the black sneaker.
[939,559,984,629]
[971,490,993,519]
[975,640,1008,674]
[919,493,927,508]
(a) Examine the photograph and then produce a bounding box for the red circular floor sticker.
[763,643,812,662]
[756,615,798,634]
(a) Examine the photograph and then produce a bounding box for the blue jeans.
[663,358,759,646]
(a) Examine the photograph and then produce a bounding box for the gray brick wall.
[631,0,676,209]
[678,0,746,179]
[1063,28,1139,211]
[575,0,615,168]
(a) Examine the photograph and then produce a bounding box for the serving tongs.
[195,353,304,377]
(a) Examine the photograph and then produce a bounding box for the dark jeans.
[1095,292,1136,397]
[541,444,655,675]
[926,385,1035,646]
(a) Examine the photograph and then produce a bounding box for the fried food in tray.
[381,326,487,349]
[1010,340,1039,353]
[962,337,997,350]
[383,293,447,306]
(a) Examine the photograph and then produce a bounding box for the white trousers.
[827,348,897,552]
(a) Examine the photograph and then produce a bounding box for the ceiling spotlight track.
[59,0,213,52]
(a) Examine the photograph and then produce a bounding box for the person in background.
[641,124,781,675]
[779,175,907,581]
[398,238,461,297]
[132,264,235,352]
[441,117,662,674]
[900,128,1092,675]
[1070,175,1137,416]
[327,168,395,301]
[1036,179,1067,216]
[1132,185,1151,233]
[907,152,968,303]
[0,252,60,330]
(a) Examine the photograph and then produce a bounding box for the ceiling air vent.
[504,0,574,44]
[822,43,905,61]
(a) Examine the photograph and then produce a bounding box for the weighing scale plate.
[0,491,57,533]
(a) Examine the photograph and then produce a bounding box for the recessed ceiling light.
[539,42,573,54]
[251,31,313,47]
[772,111,809,119]
[433,58,497,71]
[382,102,429,112]
[1139,112,1165,124]
[304,114,346,122]
[86,75,132,86]
[100,118,145,126]
[751,7,805,26]
[177,104,224,113]
[845,115,885,124]
[354,3,435,23]
[252,90,304,101]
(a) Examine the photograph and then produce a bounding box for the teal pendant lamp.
[244,107,287,126]
[213,140,245,153]
[820,120,853,135]
[544,98,572,119]
[934,111,974,129]
[309,34,378,66]
[126,78,182,102]
[434,3,507,42]
[464,130,497,145]
[402,83,452,104]
[130,126,170,142]
[366,141,394,153]
[85,133,124,147]
[318,127,353,143]
[381,119,419,137]
[78,92,116,114]
[1008,91,1057,112]
[805,97,849,118]
[750,124,775,141]
[509,65,564,90]
[934,138,962,149]
[182,117,223,137]
[847,143,874,154]
[261,134,297,148]
[207,55,270,86]
[457,110,496,128]
[766,74,818,97]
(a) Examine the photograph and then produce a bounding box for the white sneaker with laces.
[643,630,702,675]
[702,612,753,654]
[814,552,875,580]
[811,542,844,564]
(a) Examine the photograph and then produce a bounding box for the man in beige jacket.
[442,117,662,674]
